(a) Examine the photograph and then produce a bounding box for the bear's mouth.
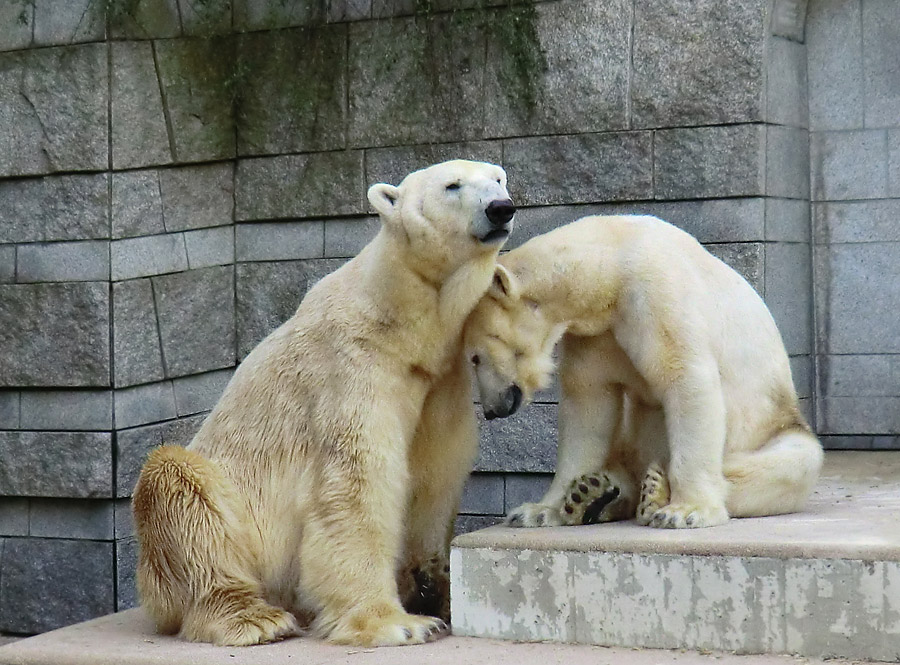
[478,228,510,243]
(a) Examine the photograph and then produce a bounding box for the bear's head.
[367,160,515,274]
[465,265,563,420]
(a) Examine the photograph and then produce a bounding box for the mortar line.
[151,41,178,163]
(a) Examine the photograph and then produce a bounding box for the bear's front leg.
[649,362,729,528]
[299,422,447,647]
[508,362,625,528]
[400,353,480,622]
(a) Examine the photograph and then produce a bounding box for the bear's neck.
[359,230,498,363]
[501,240,622,338]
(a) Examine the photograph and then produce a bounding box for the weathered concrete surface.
[0,608,875,665]
[451,452,900,660]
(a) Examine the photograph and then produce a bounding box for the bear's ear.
[489,264,519,301]
[367,183,401,219]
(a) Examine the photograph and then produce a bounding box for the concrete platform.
[0,608,882,665]
[451,452,900,661]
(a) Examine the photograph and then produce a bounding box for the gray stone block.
[327,0,371,22]
[770,0,809,42]
[504,473,553,512]
[820,354,900,397]
[236,258,346,358]
[889,130,900,197]
[820,242,900,354]
[159,163,234,232]
[631,0,765,128]
[112,170,166,240]
[0,245,14,282]
[0,174,109,243]
[0,0,32,51]
[0,431,112,498]
[113,278,165,388]
[820,397,900,434]
[766,126,809,200]
[790,355,813,400]
[20,390,113,431]
[861,0,900,129]
[0,498,28,536]
[766,35,808,128]
[0,391,18,428]
[233,0,324,31]
[184,226,234,269]
[764,242,812,355]
[475,404,558,473]
[16,240,109,283]
[453,515,503,536]
[0,44,107,178]
[810,130,889,201]
[504,133,653,206]
[807,0,863,130]
[324,217,380,258]
[459,474,504,515]
[33,0,104,46]
[115,381,178,430]
[483,0,629,137]
[236,222,324,262]
[237,26,347,155]
[115,414,206,498]
[705,243,764,294]
[814,199,900,244]
[153,266,236,378]
[872,436,900,450]
[154,37,236,163]
[235,151,365,220]
[28,499,114,540]
[109,0,180,39]
[654,125,766,200]
[364,142,503,190]
[819,435,873,450]
[110,42,172,170]
[111,233,189,281]
[506,199,767,250]
[173,368,233,417]
[766,198,810,243]
[179,0,233,36]
[348,14,485,147]
[0,538,115,633]
[116,537,139,611]
[0,282,110,387]
[114,499,134,540]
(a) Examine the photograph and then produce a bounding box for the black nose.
[483,384,523,420]
[485,199,516,227]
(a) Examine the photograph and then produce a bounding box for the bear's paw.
[561,473,631,525]
[506,502,564,527]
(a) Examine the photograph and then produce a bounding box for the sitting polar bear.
[132,160,515,647]
[464,215,823,530]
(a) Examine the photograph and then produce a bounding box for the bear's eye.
[446,182,461,191]
[514,350,524,359]
[496,178,501,184]
[471,355,481,366]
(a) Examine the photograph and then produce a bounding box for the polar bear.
[464,215,823,530]
[132,160,515,647]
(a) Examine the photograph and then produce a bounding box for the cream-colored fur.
[133,160,515,646]
[465,215,823,530]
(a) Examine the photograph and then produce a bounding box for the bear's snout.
[483,384,523,420]
[485,199,516,227]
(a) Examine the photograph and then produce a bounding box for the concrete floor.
[0,451,896,665]
[0,608,878,665]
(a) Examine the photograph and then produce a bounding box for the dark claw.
[589,477,600,487]
[578,484,589,493]
[403,628,413,640]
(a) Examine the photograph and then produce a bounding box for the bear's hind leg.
[133,445,298,646]
[724,427,824,517]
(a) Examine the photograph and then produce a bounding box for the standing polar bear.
[465,215,823,530]
[132,160,515,647]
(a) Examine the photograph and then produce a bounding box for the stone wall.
[0,0,896,635]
